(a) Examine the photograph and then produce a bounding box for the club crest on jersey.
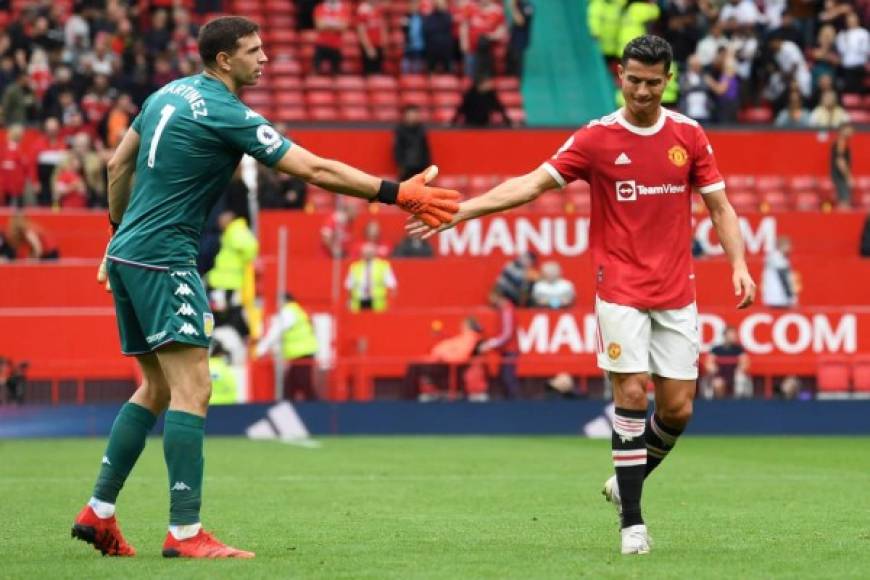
[668,145,688,167]
[203,313,214,337]
[607,342,622,360]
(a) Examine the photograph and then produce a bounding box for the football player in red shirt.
[408,35,756,555]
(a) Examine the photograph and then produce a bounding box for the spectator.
[762,236,798,308]
[28,48,53,103]
[70,132,106,207]
[506,0,534,77]
[394,104,432,181]
[774,90,811,127]
[831,122,854,209]
[531,261,576,309]
[82,32,117,77]
[321,205,354,258]
[4,360,27,405]
[618,0,661,57]
[452,75,512,127]
[80,73,116,129]
[5,213,59,260]
[681,54,714,123]
[144,9,172,56]
[765,34,812,104]
[206,211,259,340]
[810,25,841,91]
[423,0,454,73]
[836,11,869,94]
[462,0,506,78]
[356,0,388,75]
[392,232,435,258]
[30,117,66,206]
[695,21,729,68]
[809,72,835,109]
[1,72,37,125]
[588,0,625,66]
[258,165,308,210]
[408,316,484,401]
[101,92,136,148]
[403,0,427,73]
[703,326,752,399]
[345,241,397,312]
[0,125,36,207]
[819,0,855,31]
[478,290,520,399]
[0,230,13,261]
[255,293,320,401]
[728,24,758,99]
[296,0,319,30]
[495,251,537,306]
[705,51,741,123]
[547,372,581,399]
[0,358,8,404]
[809,89,850,128]
[352,220,391,258]
[207,341,238,405]
[52,153,88,208]
[718,0,761,32]
[314,0,351,74]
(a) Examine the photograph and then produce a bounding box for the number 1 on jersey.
[148,104,177,168]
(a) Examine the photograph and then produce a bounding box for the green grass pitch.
[2,436,869,579]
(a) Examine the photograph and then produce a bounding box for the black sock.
[644,413,684,478]
[612,407,647,528]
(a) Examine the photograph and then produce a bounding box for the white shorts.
[595,295,700,380]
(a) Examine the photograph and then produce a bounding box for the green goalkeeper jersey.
[108,73,292,268]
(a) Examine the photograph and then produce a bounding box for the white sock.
[88,497,115,519]
[169,523,202,540]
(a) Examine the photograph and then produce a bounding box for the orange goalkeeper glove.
[374,165,461,228]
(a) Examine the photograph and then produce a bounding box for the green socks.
[163,410,206,525]
[92,402,157,504]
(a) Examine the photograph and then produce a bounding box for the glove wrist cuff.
[374,180,399,205]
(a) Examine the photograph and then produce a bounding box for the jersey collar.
[616,107,666,136]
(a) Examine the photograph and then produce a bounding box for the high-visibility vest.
[618,2,661,53]
[588,0,626,58]
[281,302,319,360]
[208,356,237,405]
[348,258,391,312]
[206,218,259,290]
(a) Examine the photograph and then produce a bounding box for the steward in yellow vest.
[208,342,237,405]
[344,242,397,312]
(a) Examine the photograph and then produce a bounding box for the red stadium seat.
[338,90,368,105]
[339,106,372,122]
[855,191,870,211]
[493,77,519,91]
[469,175,501,195]
[401,91,430,107]
[243,91,272,107]
[367,75,398,92]
[793,190,821,211]
[507,107,526,125]
[307,189,335,211]
[817,356,851,395]
[759,190,790,212]
[532,192,565,213]
[272,106,307,122]
[308,106,339,121]
[303,76,334,90]
[499,91,523,107]
[271,76,302,91]
[400,75,428,91]
[727,190,758,213]
[852,356,870,393]
[335,76,366,90]
[432,92,461,108]
[842,93,862,108]
[756,175,786,191]
[274,91,305,106]
[725,174,755,190]
[847,109,870,124]
[788,175,817,192]
[267,29,297,45]
[436,175,469,191]
[431,107,455,125]
[306,90,336,106]
[370,92,399,107]
[738,106,773,124]
[270,61,302,76]
[429,75,460,91]
[371,107,400,122]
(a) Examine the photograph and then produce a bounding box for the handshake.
[386,165,461,229]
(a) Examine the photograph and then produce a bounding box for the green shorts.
[107,258,213,355]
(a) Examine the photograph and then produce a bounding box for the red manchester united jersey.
[542,108,725,310]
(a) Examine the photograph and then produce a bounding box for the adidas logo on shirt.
[176,303,195,316]
[171,481,192,491]
[178,323,199,336]
[614,152,632,165]
[174,283,194,297]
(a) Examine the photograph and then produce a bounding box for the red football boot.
[162,529,255,559]
[71,505,136,556]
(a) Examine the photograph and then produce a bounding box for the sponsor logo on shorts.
[170,270,191,278]
[668,145,688,167]
[203,313,214,337]
[147,330,168,344]
[178,323,199,337]
[174,283,194,297]
[176,303,195,316]
[607,342,622,360]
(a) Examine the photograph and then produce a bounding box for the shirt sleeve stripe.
[698,180,725,194]
[541,162,567,189]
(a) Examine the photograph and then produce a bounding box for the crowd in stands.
[589,0,869,125]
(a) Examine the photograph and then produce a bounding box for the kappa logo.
[170,481,191,491]
[245,108,263,120]
[174,283,194,297]
[614,152,632,165]
[176,303,196,316]
[178,323,199,336]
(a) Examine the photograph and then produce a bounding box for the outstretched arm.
[274,144,460,227]
[407,166,559,238]
[702,188,756,309]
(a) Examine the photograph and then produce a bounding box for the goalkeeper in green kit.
[70,16,460,559]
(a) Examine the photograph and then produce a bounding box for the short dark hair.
[198,16,260,67]
[621,35,673,73]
